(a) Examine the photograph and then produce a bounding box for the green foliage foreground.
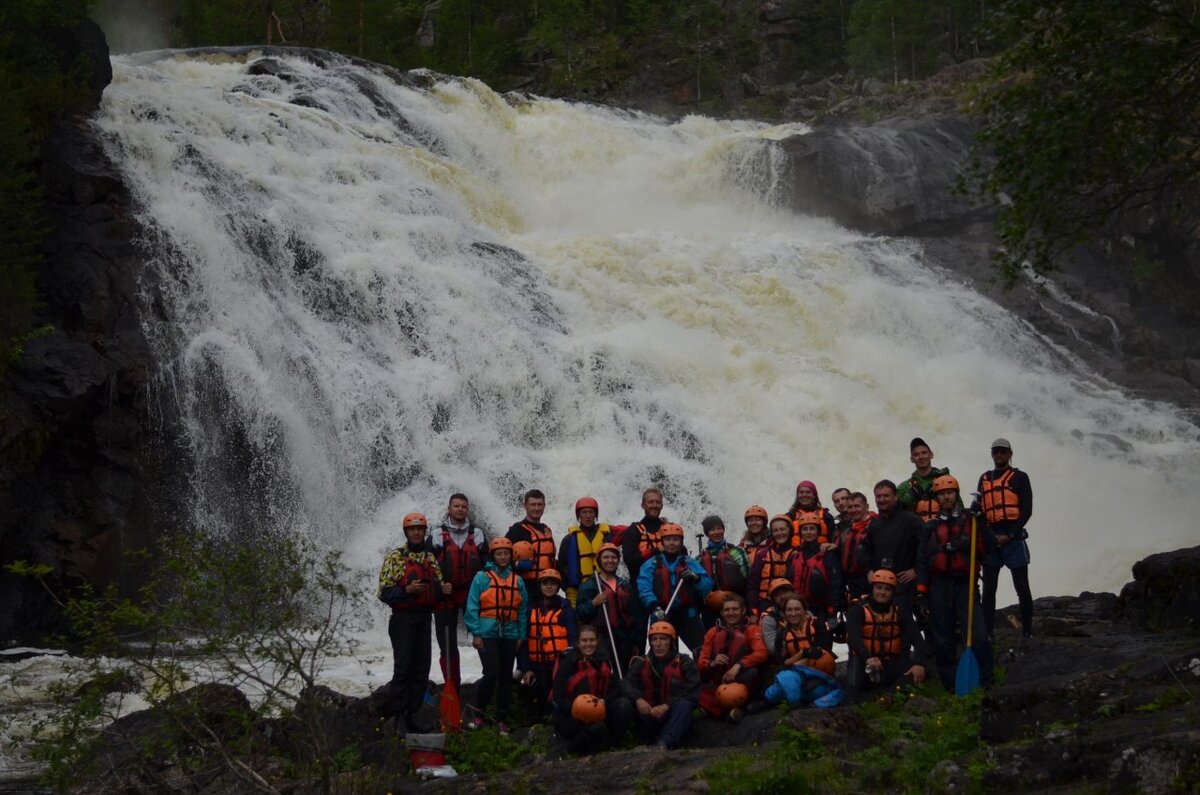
[8,532,369,793]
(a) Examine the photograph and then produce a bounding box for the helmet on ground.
[571,694,606,725]
[402,512,428,529]
[658,523,685,539]
[932,474,960,493]
[768,579,794,598]
[512,540,535,561]
[705,590,730,612]
[647,621,677,640]
[715,682,749,709]
[538,568,562,583]
[869,569,898,588]
[597,542,621,559]
[575,496,599,516]
[489,538,514,555]
[809,649,837,677]
[744,505,769,522]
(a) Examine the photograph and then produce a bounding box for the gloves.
[804,646,825,660]
[681,569,700,584]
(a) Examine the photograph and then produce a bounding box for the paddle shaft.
[595,571,623,679]
[966,515,977,648]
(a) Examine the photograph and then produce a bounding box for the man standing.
[897,438,958,522]
[830,487,854,544]
[558,497,612,607]
[621,487,667,585]
[507,489,558,594]
[976,438,1034,638]
[857,480,926,613]
[434,493,489,689]
[378,512,451,731]
[638,523,713,652]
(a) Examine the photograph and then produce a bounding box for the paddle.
[595,571,623,679]
[955,514,982,696]
[439,618,462,731]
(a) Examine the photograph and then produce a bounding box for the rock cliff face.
[0,20,185,642]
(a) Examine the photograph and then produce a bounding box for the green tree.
[848,0,937,82]
[969,0,1200,278]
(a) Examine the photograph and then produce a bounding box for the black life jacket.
[699,544,746,593]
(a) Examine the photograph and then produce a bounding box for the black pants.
[475,637,518,721]
[669,613,707,654]
[554,695,634,751]
[929,577,994,689]
[982,565,1033,637]
[632,699,696,749]
[598,629,635,676]
[520,660,555,721]
[846,651,919,694]
[386,609,432,717]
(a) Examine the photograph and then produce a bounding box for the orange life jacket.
[907,479,941,522]
[778,619,817,660]
[980,469,1022,524]
[635,522,664,561]
[699,545,746,593]
[520,522,558,580]
[862,604,903,660]
[756,545,796,601]
[527,602,571,663]
[928,515,977,577]
[479,569,522,623]
[638,654,685,707]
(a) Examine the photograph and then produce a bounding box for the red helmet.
[402,512,428,529]
[574,496,599,516]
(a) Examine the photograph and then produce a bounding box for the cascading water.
[97,48,1200,608]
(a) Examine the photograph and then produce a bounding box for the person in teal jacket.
[638,523,713,652]
[464,538,530,733]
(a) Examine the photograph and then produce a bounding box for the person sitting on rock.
[575,542,639,670]
[756,579,798,656]
[697,594,768,722]
[752,595,843,711]
[845,569,928,695]
[518,568,577,722]
[917,475,994,690]
[551,624,633,753]
[621,621,702,749]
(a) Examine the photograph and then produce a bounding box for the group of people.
[377,436,1034,750]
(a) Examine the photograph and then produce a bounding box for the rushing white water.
[94,49,1200,606]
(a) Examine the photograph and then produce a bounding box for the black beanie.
[701,515,725,534]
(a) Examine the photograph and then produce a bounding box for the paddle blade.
[440,680,462,732]
[955,648,981,696]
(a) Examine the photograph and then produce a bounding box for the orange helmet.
[597,542,621,560]
[715,682,749,709]
[658,523,685,539]
[574,496,599,516]
[512,540,535,561]
[571,694,606,725]
[704,590,730,612]
[744,505,768,522]
[402,512,428,529]
[768,578,794,597]
[489,538,514,554]
[808,649,837,677]
[769,514,794,530]
[647,621,677,640]
[932,474,960,493]
[538,568,562,583]
[869,569,898,588]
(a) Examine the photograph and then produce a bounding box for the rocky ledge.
[57,546,1200,795]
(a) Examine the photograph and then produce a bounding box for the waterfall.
[96,47,1200,603]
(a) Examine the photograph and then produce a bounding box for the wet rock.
[1117,545,1200,632]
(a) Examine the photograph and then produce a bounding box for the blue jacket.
[464,562,529,641]
[764,665,843,708]
[637,552,713,618]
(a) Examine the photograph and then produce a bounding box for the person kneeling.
[621,621,701,749]
[697,594,767,721]
[551,625,633,753]
[846,570,928,695]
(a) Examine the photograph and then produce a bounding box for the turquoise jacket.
[464,561,530,641]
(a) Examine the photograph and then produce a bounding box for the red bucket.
[406,732,446,770]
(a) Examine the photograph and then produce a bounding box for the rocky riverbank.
[44,546,1199,795]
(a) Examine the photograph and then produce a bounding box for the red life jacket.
[556,655,613,702]
[755,545,796,601]
[928,515,976,577]
[396,554,440,610]
[597,575,634,630]
[652,555,696,608]
[708,624,750,665]
[980,469,1022,524]
[439,529,483,591]
[840,516,873,575]
[479,569,522,623]
[794,549,833,609]
[862,604,903,660]
[638,654,685,707]
[520,522,558,581]
[527,602,571,664]
[699,545,746,593]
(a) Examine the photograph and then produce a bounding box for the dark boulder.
[1117,545,1200,632]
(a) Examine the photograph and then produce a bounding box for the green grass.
[444,728,528,775]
